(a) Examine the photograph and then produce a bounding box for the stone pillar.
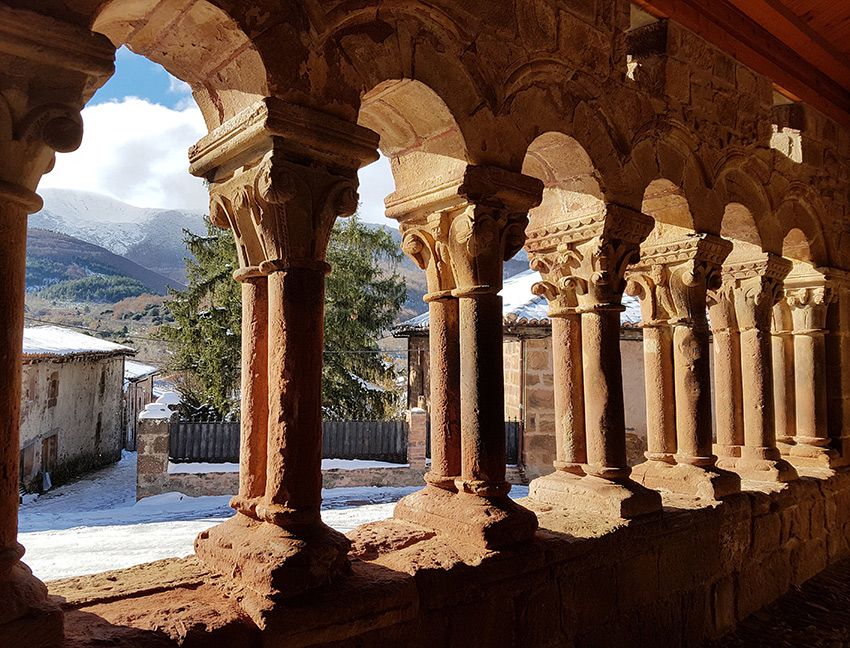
[190,98,380,610]
[0,7,113,643]
[548,311,586,474]
[527,205,662,518]
[825,274,850,466]
[730,255,797,482]
[625,269,676,465]
[785,271,838,468]
[407,407,428,470]
[230,270,268,517]
[393,165,541,548]
[771,299,796,453]
[629,234,738,500]
[395,213,462,491]
[708,284,745,466]
[135,406,174,500]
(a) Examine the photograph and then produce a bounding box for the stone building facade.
[3,1,850,646]
[19,326,131,491]
[123,359,158,451]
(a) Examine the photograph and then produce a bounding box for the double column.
[713,255,797,482]
[526,205,662,518]
[190,98,380,607]
[390,165,541,548]
[629,234,739,499]
[0,7,114,643]
[783,269,838,468]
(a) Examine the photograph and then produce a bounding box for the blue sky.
[41,48,395,225]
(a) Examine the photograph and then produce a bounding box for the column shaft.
[642,324,676,463]
[456,291,509,496]
[713,328,745,452]
[0,203,27,575]
[772,332,796,446]
[260,266,326,526]
[793,331,829,447]
[739,326,780,460]
[425,295,461,489]
[551,314,586,473]
[233,276,269,515]
[581,307,630,481]
[673,322,714,464]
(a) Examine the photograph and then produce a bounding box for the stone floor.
[708,557,850,647]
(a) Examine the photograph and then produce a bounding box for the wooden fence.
[169,419,409,464]
[425,420,523,465]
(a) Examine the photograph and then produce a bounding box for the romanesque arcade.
[2,1,850,646]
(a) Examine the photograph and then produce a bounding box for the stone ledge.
[49,470,850,647]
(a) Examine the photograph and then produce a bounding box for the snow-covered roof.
[22,325,134,360]
[156,391,182,406]
[393,269,643,335]
[125,360,158,381]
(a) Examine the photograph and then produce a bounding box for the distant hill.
[26,228,183,296]
[32,188,206,283]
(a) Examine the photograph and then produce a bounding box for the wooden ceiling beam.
[632,0,850,127]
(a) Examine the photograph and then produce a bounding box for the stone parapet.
[53,469,850,647]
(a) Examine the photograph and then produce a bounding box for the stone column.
[230,269,269,517]
[0,8,113,643]
[394,213,462,491]
[190,99,380,609]
[708,283,745,467]
[393,165,541,548]
[630,234,738,500]
[771,299,796,453]
[825,274,850,466]
[730,255,797,482]
[786,272,837,468]
[549,311,586,473]
[625,269,676,465]
[527,205,661,518]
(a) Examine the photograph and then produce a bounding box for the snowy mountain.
[32,189,206,282]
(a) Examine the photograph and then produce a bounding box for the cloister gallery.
[3,1,850,646]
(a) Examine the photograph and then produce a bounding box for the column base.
[393,486,537,550]
[0,561,63,647]
[528,470,662,519]
[194,513,350,608]
[631,461,741,501]
[733,455,799,483]
[787,443,841,469]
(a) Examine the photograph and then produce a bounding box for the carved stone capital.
[191,99,379,273]
[0,5,114,195]
[725,254,793,332]
[785,270,837,333]
[399,216,456,296]
[526,205,653,311]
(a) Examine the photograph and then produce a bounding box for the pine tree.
[160,215,406,421]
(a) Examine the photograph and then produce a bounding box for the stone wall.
[20,355,125,487]
[56,470,850,647]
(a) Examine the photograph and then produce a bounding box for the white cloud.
[357,155,396,227]
[39,97,209,211]
[39,96,397,227]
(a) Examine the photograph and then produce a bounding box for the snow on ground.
[168,458,409,474]
[18,452,529,582]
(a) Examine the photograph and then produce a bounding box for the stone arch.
[641,178,695,245]
[91,0,269,128]
[521,131,605,231]
[623,121,718,230]
[357,78,469,202]
[768,189,829,267]
[714,152,773,239]
[720,202,764,263]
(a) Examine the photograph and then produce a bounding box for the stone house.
[123,359,158,451]
[19,326,133,490]
[394,269,648,478]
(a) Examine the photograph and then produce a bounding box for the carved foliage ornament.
[209,153,359,274]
